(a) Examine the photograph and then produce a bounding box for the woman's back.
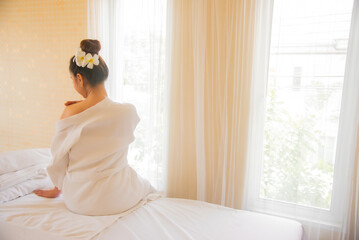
[61,98,138,173]
[47,97,155,215]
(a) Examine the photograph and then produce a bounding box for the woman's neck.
[84,83,108,101]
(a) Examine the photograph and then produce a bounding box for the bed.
[0,149,303,240]
[0,194,303,240]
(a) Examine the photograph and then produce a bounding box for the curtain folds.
[167,0,257,209]
[341,1,359,239]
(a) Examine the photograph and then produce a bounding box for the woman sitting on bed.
[34,39,156,216]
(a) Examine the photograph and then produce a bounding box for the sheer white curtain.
[87,0,170,191]
[244,0,359,239]
[341,1,359,238]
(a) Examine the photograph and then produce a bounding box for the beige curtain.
[167,0,256,209]
[348,132,359,239]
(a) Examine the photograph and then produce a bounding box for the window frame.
[244,0,355,228]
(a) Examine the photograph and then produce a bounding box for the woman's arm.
[64,100,83,106]
[34,100,82,198]
[34,187,61,198]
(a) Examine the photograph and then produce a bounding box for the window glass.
[261,0,354,209]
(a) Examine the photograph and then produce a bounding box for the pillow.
[0,164,48,191]
[0,169,53,203]
[0,148,51,175]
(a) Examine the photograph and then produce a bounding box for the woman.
[34,39,156,216]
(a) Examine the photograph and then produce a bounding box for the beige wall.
[0,0,87,152]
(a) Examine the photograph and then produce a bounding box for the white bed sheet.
[0,194,303,240]
[0,193,159,240]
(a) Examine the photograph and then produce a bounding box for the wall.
[0,0,87,152]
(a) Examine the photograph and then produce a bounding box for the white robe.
[47,97,155,216]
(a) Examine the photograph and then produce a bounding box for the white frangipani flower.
[74,48,86,67]
[84,53,100,69]
[73,48,100,69]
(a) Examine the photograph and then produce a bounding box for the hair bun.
[80,39,101,54]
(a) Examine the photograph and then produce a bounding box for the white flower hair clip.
[73,48,100,69]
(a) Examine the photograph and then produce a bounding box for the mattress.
[0,194,303,240]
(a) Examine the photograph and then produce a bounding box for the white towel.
[0,164,48,191]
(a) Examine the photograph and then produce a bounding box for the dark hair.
[69,39,109,87]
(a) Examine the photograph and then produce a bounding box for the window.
[98,0,168,190]
[247,0,354,225]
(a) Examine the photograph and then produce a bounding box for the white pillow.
[0,170,53,203]
[0,148,51,175]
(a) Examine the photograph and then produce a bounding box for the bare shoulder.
[60,102,85,120]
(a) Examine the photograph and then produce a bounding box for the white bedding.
[0,194,303,240]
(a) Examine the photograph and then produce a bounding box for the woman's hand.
[33,187,61,198]
[64,100,83,106]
